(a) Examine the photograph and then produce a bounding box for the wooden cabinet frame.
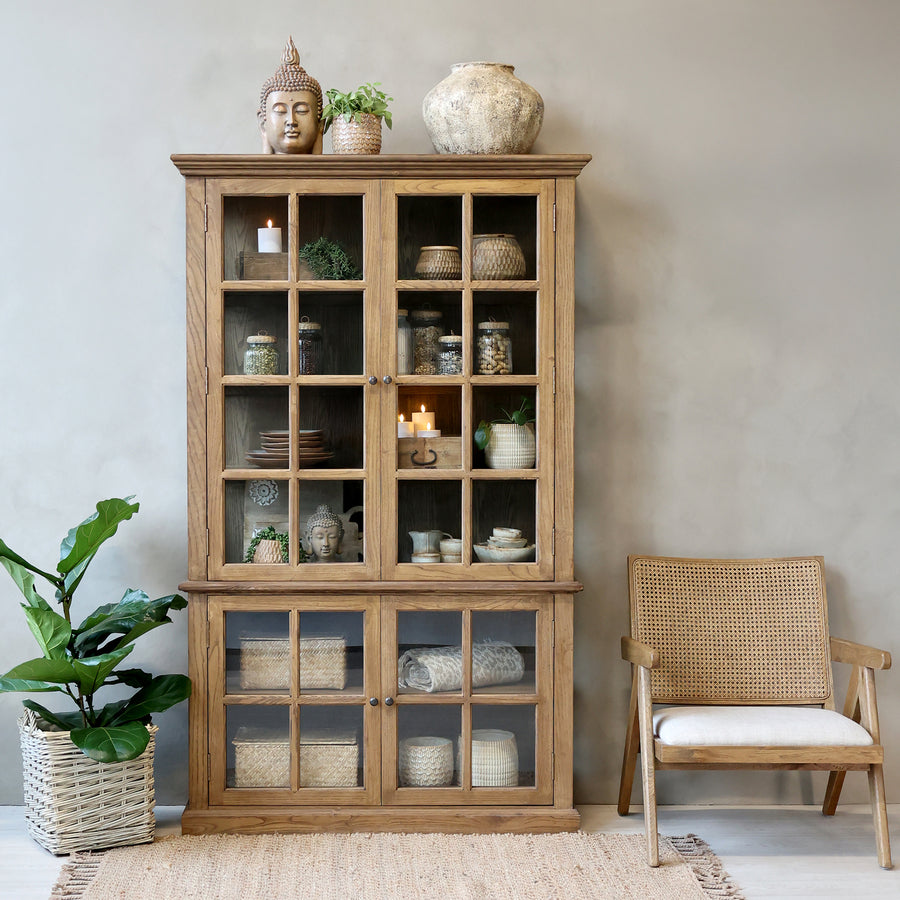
[173,155,589,835]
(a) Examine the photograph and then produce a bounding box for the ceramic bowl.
[492,527,522,539]
[488,537,528,549]
[411,552,441,564]
[473,542,535,563]
[440,553,462,564]
[440,537,463,555]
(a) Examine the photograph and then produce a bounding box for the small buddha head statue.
[258,36,323,155]
[305,504,344,563]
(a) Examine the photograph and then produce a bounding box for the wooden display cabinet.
[172,154,589,834]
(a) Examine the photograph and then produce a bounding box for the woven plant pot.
[472,234,526,280]
[18,710,156,855]
[458,729,519,787]
[484,423,536,469]
[399,736,454,787]
[331,114,383,154]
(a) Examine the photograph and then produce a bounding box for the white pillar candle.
[397,414,415,438]
[416,421,441,438]
[258,220,283,253]
[411,405,436,433]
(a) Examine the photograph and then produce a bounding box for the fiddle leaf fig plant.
[0,497,191,763]
[474,395,535,450]
[321,82,393,133]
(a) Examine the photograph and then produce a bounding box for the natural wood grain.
[832,637,892,670]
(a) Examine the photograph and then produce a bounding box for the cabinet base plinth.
[181,805,580,835]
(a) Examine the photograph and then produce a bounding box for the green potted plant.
[321,82,393,154]
[474,395,536,469]
[0,496,191,853]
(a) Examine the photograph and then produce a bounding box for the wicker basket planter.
[18,710,156,855]
[331,114,383,154]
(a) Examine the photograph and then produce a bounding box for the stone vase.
[422,62,544,155]
[485,423,536,469]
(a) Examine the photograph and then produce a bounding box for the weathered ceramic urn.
[422,62,544,154]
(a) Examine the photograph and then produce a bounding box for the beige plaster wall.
[0,1,898,808]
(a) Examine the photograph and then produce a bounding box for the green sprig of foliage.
[245,526,299,563]
[299,236,361,280]
[0,497,191,762]
[474,396,535,450]
[321,82,393,134]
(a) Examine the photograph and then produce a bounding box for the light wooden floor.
[2,804,897,899]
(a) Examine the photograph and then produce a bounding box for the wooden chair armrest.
[621,636,660,669]
[831,637,892,670]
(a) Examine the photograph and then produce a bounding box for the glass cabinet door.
[382,596,553,805]
[207,180,381,580]
[382,182,556,581]
[208,596,379,805]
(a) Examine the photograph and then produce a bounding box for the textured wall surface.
[1,1,898,807]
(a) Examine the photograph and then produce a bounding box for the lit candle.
[258,220,283,253]
[416,420,441,438]
[397,413,415,438]
[411,404,436,434]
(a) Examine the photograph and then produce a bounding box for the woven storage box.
[18,710,156,855]
[300,730,359,787]
[240,636,347,690]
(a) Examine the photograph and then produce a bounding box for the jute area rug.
[51,832,743,900]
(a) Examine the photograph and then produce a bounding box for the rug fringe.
[669,834,746,899]
[50,850,104,900]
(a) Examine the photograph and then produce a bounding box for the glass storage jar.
[244,332,279,375]
[476,319,513,374]
[438,333,463,375]
[411,307,443,375]
[397,308,413,375]
[298,317,323,374]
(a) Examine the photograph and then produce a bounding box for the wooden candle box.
[240,636,347,690]
[239,252,321,281]
[397,436,461,469]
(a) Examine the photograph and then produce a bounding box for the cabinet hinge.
[204,204,209,232]
[207,753,212,780]
[206,527,210,558]
[552,203,557,233]
[551,525,556,556]
[552,366,556,396]
[204,366,209,395]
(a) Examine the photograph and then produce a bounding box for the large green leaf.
[70,723,150,762]
[73,590,185,655]
[0,557,54,609]
[109,674,192,726]
[110,668,155,689]
[23,606,71,659]
[57,497,139,594]
[22,700,84,730]
[0,677,64,693]
[0,540,59,588]
[71,645,134,696]
[3,657,77,684]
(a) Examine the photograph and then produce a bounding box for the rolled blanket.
[398,640,525,692]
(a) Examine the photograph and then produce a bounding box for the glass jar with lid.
[298,317,323,375]
[397,308,413,375]
[438,333,463,375]
[476,319,513,375]
[243,332,279,375]
[410,307,444,375]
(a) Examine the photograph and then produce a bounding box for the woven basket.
[484,423,536,469]
[19,710,156,855]
[240,636,347,690]
[331,113,383,154]
[399,736,454,787]
[472,234,526,280]
[459,728,519,787]
[300,730,359,787]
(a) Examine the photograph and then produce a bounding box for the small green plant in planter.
[321,82,393,154]
[0,497,191,762]
[474,396,537,469]
[299,236,361,280]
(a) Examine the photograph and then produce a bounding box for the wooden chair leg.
[869,764,892,869]
[637,666,659,866]
[822,770,846,816]
[618,669,640,815]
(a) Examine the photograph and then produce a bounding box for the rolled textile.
[398,640,524,692]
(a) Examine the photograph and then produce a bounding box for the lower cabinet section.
[182,585,579,834]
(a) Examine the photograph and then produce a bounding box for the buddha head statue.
[258,37,323,154]
[305,504,344,563]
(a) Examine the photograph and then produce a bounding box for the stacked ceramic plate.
[296,429,333,468]
[473,527,535,563]
[246,430,290,468]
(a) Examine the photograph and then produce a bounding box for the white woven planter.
[18,710,156,855]
[484,423,536,469]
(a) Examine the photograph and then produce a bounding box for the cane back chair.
[618,555,891,868]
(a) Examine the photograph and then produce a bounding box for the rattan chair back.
[628,555,832,705]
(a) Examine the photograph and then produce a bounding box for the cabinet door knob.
[382,375,393,385]
[368,697,379,706]
[368,375,377,385]
[384,696,394,706]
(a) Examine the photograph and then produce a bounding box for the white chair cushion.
[653,706,874,747]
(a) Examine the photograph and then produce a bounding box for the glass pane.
[226,611,290,694]
[224,292,289,376]
[473,292,536,376]
[227,705,290,788]
[397,386,462,473]
[472,386,537,471]
[397,610,463,694]
[298,481,364,564]
[224,386,289,470]
[472,195,537,280]
[298,705,363,788]
[397,482,462,565]
[397,196,463,281]
[224,479,290,565]
[472,480,536,565]
[297,292,363,375]
[471,611,536,694]
[470,705,536,787]
[297,195,364,281]
[398,705,461,788]
[298,610,364,694]
[298,386,363,469]
[223,196,289,282]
